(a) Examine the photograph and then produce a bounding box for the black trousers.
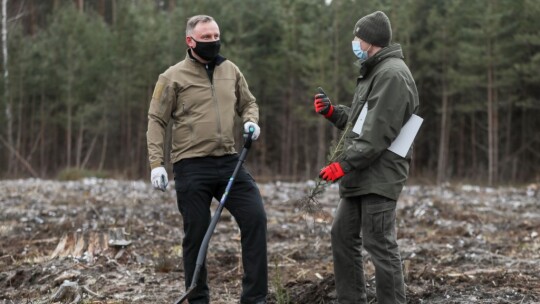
[173,154,268,304]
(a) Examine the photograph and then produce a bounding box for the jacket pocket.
[365,198,396,236]
[171,120,192,150]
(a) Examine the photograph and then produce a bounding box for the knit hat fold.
[353,11,392,47]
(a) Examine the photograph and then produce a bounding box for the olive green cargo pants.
[331,194,406,304]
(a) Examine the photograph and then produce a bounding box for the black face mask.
[191,38,221,61]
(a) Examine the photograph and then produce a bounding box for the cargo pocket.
[365,199,396,237]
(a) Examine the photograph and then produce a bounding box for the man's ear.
[186,36,195,48]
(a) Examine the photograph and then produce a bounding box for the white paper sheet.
[387,114,423,157]
[352,102,423,158]
[352,103,369,135]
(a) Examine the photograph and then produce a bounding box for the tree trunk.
[136,85,154,177]
[76,117,84,168]
[168,0,176,11]
[40,86,46,176]
[111,0,116,26]
[331,0,341,160]
[316,119,326,169]
[303,123,311,181]
[487,45,497,185]
[280,85,291,179]
[292,120,298,181]
[259,100,267,178]
[332,0,340,93]
[503,101,513,179]
[77,0,84,12]
[28,0,37,36]
[2,0,14,175]
[81,132,98,169]
[66,76,73,168]
[98,129,108,172]
[486,0,499,185]
[436,24,450,184]
[493,88,499,183]
[15,84,23,176]
[126,107,132,175]
[436,81,450,184]
[470,113,477,179]
[456,115,465,178]
[97,0,106,19]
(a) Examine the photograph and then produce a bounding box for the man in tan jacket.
[146,15,267,304]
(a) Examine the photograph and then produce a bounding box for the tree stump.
[50,228,131,263]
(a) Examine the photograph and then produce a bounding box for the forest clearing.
[1,179,539,303]
[2,2,540,303]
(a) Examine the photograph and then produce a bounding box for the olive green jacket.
[327,44,419,200]
[147,51,258,169]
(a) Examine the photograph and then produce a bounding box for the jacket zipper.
[206,64,222,146]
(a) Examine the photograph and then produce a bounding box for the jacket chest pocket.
[348,99,367,130]
[348,81,373,129]
[177,84,213,116]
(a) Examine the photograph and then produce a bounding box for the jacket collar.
[356,44,404,79]
[186,49,227,66]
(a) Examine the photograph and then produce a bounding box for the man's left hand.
[244,122,260,140]
[151,166,168,191]
[319,162,345,182]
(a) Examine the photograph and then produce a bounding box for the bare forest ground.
[1,179,539,304]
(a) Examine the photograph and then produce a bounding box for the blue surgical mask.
[352,40,368,60]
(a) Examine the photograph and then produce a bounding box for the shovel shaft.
[175,285,196,304]
[174,131,254,304]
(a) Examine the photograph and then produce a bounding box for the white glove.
[151,166,168,191]
[243,122,260,140]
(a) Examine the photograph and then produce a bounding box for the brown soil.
[1,179,539,303]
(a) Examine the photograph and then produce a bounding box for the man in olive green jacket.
[314,11,419,304]
[146,15,267,304]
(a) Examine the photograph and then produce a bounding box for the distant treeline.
[1,0,539,184]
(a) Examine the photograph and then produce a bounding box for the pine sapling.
[296,122,352,215]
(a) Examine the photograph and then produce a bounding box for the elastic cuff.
[150,161,163,170]
[324,105,334,118]
[340,161,353,173]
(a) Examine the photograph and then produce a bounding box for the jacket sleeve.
[235,69,259,124]
[340,72,409,171]
[327,104,351,131]
[146,74,176,169]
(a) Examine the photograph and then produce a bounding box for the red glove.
[319,162,345,181]
[314,94,334,118]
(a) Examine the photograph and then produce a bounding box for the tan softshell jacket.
[147,51,258,169]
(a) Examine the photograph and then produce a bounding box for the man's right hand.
[314,92,334,118]
[151,167,168,192]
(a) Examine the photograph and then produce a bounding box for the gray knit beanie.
[353,11,392,47]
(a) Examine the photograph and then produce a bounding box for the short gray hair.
[186,15,215,36]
